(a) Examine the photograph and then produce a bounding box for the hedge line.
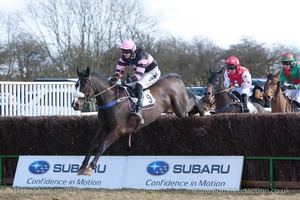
[0,113,299,182]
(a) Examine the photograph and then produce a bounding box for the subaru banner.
[13,156,243,190]
[13,156,126,189]
[123,156,243,190]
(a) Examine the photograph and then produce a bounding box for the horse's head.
[72,67,96,110]
[263,70,281,102]
[205,67,224,102]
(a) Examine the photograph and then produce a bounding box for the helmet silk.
[226,56,240,66]
[120,39,136,51]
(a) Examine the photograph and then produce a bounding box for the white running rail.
[0,81,81,116]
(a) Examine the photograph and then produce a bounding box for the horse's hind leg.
[173,99,189,117]
[82,131,121,176]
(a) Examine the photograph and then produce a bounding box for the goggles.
[282,62,290,66]
[121,49,131,54]
[226,64,236,70]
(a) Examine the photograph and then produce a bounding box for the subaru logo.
[29,161,50,174]
[147,161,169,176]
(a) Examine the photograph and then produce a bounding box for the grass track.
[0,187,299,200]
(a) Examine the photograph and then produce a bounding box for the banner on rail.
[13,155,243,190]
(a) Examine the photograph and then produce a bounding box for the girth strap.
[97,96,128,109]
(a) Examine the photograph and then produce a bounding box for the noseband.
[265,80,282,100]
[74,76,118,102]
[75,77,97,101]
[207,75,229,95]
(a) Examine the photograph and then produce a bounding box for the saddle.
[228,91,255,113]
[118,85,155,112]
[285,95,300,112]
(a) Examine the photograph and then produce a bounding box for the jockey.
[279,52,300,105]
[108,39,161,121]
[224,56,252,112]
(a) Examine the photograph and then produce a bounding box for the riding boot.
[241,93,250,113]
[229,91,240,102]
[135,83,144,124]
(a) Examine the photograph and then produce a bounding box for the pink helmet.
[226,56,240,66]
[120,39,136,51]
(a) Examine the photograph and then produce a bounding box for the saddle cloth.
[247,102,257,113]
[122,86,155,112]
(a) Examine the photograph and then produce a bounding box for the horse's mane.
[266,73,273,80]
[90,72,109,84]
[266,69,281,80]
[160,73,182,80]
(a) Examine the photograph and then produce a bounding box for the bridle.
[264,79,284,101]
[206,73,232,95]
[206,73,241,113]
[264,77,292,112]
[75,76,129,110]
[76,76,117,101]
[76,77,96,102]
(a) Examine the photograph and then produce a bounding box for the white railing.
[0,81,81,116]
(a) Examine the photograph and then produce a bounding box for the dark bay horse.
[205,68,266,114]
[264,70,299,112]
[72,67,190,175]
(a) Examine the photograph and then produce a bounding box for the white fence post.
[0,81,81,116]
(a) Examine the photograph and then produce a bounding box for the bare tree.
[224,38,273,78]
[191,37,223,85]
[18,0,160,77]
[0,10,30,81]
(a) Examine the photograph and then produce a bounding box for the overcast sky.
[144,0,300,48]
[2,0,300,49]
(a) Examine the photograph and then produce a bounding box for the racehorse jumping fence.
[0,155,299,190]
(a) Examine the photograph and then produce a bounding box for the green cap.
[281,52,295,62]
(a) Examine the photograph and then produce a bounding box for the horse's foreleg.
[77,127,107,176]
[77,144,96,175]
[83,131,121,176]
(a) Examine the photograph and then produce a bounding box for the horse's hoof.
[82,167,93,176]
[77,169,85,175]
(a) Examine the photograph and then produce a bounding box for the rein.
[207,80,234,95]
[208,84,238,113]
[266,82,286,100]
[215,87,234,94]
[77,77,129,110]
[94,84,117,97]
[94,83,130,110]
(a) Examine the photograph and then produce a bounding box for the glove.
[287,85,296,90]
[108,76,118,85]
[281,86,287,91]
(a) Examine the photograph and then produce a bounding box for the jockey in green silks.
[279,52,300,104]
